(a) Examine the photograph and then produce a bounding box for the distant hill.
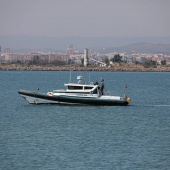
[98,42,170,54]
[1,36,170,54]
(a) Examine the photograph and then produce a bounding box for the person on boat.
[124,93,127,99]
[94,80,98,85]
[101,79,104,95]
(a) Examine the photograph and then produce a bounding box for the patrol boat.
[18,76,131,106]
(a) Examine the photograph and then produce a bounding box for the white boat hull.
[21,95,80,105]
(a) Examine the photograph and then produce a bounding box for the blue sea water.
[0,71,170,170]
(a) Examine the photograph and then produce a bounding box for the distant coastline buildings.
[0,45,170,66]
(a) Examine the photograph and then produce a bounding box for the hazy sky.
[0,0,170,37]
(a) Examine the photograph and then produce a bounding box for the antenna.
[69,58,75,83]
[89,73,90,84]
[69,69,71,82]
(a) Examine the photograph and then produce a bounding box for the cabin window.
[68,86,83,90]
[84,86,93,90]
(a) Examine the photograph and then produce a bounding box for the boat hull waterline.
[18,90,130,106]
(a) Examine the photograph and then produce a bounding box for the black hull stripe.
[18,90,129,106]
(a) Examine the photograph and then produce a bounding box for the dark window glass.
[84,86,93,90]
[92,88,98,94]
[68,86,83,90]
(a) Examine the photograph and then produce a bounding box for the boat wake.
[134,104,170,107]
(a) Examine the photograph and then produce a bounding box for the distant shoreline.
[0,64,170,72]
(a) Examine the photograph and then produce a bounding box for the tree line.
[8,54,167,68]
[23,55,67,66]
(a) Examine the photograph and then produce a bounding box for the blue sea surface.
[0,71,170,170]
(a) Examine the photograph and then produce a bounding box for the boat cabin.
[64,83,99,95]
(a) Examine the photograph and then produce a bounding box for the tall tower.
[4,48,10,61]
[5,48,10,54]
[66,44,73,56]
[84,48,89,67]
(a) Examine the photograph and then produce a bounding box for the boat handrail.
[53,89,65,93]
